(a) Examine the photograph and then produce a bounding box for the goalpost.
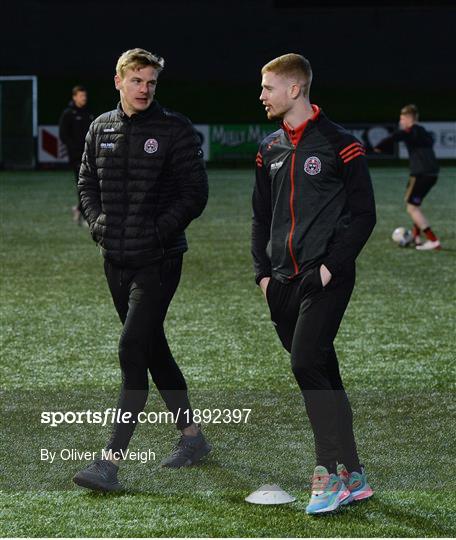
[0,75,38,169]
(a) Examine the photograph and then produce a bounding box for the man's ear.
[289,83,301,100]
[114,74,122,91]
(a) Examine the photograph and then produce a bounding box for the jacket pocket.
[136,216,161,251]
[90,213,105,243]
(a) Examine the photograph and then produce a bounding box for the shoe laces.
[89,459,110,476]
[311,473,329,494]
[170,435,199,457]
[91,459,104,469]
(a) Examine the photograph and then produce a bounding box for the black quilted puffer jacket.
[78,101,208,268]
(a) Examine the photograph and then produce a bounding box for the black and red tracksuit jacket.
[251,105,376,285]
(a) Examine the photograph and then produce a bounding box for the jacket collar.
[117,100,163,122]
[282,104,321,146]
[69,100,88,112]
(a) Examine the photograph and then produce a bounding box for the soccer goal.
[0,76,38,169]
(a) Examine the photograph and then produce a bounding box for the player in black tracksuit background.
[375,104,441,250]
[59,85,94,225]
[252,54,376,514]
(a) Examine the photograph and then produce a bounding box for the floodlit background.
[0,1,455,537]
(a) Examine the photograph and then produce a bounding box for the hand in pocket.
[260,277,271,299]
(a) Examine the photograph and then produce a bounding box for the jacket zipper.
[120,120,132,266]
[288,148,299,277]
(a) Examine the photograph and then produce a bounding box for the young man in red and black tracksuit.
[374,104,441,250]
[252,54,376,514]
[73,48,210,492]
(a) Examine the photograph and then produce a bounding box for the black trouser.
[71,160,82,212]
[103,255,193,453]
[266,265,360,472]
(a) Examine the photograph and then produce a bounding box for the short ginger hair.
[261,53,313,97]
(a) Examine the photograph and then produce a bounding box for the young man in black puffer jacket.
[74,48,210,492]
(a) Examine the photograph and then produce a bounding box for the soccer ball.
[391,227,413,247]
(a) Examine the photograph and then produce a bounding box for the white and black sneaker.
[161,431,212,468]
[416,239,441,251]
[73,458,123,492]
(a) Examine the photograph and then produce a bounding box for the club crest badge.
[144,138,158,154]
[304,156,321,175]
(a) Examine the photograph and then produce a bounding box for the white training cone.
[245,484,296,505]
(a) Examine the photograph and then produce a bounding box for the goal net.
[0,76,37,169]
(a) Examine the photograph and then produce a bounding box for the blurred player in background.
[375,104,441,250]
[59,85,94,225]
[252,53,376,515]
[73,48,210,492]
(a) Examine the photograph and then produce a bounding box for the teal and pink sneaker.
[337,463,374,502]
[305,465,351,514]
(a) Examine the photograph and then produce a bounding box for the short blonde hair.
[401,104,419,120]
[116,48,165,78]
[262,53,313,97]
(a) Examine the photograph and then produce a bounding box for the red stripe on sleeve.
[343,150,365,164]
[340,142,364,157]
[341,146,366,160]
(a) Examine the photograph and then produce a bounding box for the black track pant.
[104,255,193,453]
[266,265,360,472]
[71,160,82,212]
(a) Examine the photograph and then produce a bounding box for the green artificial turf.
[0,168,455,537]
